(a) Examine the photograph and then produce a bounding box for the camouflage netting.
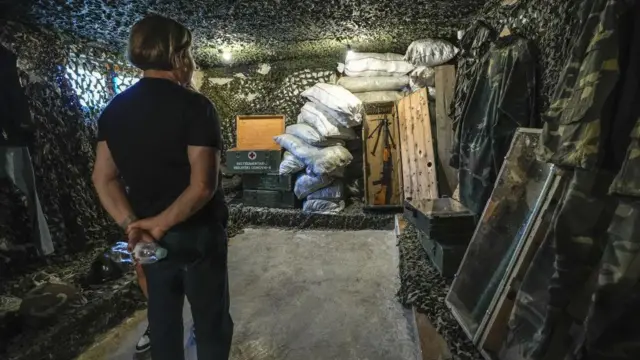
[398,224,482,360]
[199,59,337,156]
[4,0,486,66]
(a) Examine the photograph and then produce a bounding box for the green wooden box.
[226,149,282,174]
[242,189,299,209]
[242,173,293,191]
[418,230,467,278]
[404,198,476,246]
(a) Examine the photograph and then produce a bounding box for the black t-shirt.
[97,77,227,228]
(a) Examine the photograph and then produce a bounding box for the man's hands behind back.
[127,216,169,242]
[127,227,155,252]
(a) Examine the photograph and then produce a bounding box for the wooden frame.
[397,88,439,202]
[235,114,285,150]
[363,104,404,208]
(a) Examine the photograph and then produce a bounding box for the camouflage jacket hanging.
[448,20,496,145]
[451,35,537,216]
[536,0,634,170]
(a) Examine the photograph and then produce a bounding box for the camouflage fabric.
[528,169,618,359]
[609,116,640,199]
[449,20,496,153]
[573,199,640,360]
[536,0,633,169]
[451,35,537,216]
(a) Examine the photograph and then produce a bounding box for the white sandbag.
[301,83,364,127]
[294,173,333,199]
[404,39,459,67]
[297,102,357,140]
[303,199,346,214]
[308,145,353,175]
[307,180,344,200]
[408,66,435,90]
[339,52,415,77]
[279,151,305,175]
[337,76,409,93]
[306,165,345,178]
[354,91,404,104]
[274,134,319,164]
[285,124,343,147]
[285,124,325,146]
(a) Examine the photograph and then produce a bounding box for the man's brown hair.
[127,15,194,81]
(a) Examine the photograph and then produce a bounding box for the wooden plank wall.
[363,107,403,207]
[397,88,439,202]
[434,65,458,197]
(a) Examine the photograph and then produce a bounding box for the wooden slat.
[434,65,458,196]
[236,114,285,150]
[416,89,438,199]
[363,108,403,207]
[398,95,413,198]
[397,88,439,202]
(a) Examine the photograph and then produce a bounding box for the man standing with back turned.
[91,14,233,360]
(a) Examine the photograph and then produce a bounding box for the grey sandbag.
[279,151,305,175]
[305,165,345,178]
[294,173,334,199]
[307,180,344,200]
[404,39,459,67]
[303,199,346,214]
[308,145,353,175]
[337,76,409,93]
[285,124,325,146]
[354,91,404,104]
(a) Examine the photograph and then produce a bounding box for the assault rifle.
[368,115,396,205]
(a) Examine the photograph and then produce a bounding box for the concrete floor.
[78,228,419,360]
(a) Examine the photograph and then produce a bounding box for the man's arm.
[154,146,220,230]
[92,141,137,230]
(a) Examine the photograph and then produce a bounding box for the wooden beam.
[434,65,458,197]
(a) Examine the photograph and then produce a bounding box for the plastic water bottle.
[133,242,168,264]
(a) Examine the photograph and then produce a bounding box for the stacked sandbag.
[336,52,414,104]
[275,83,364,213]
[405,39,459,95]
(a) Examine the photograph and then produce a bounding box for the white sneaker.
[135,325,151,353]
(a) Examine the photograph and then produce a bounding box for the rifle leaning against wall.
[368,114,397,206]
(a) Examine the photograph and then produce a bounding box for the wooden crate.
[226,149,282,174]
[242,173,293,191]
[418,230,466,278]
[403,198,475,246]
[362,104,403,208]
[242,189,299,209]
[236,114,285,150]
[434,65,458,197]
[397,88,439,203]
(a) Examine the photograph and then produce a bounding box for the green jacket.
[536,0,630,170]
[610,117,640,198]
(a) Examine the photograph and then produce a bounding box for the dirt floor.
[77,228,420,360]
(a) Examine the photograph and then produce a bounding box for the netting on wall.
[0,21,140,279]
[200,61,335,157]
